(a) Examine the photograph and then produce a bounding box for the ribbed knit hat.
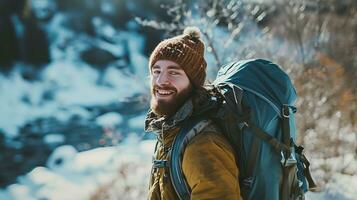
[149,27,207,88]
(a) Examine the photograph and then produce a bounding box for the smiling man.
[145,27,242,200]
[150,60,193,117]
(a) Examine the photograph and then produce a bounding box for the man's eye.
[152,70,160,75]
[169,71,179,75]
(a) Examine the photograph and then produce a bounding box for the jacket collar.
[144,99,193,134]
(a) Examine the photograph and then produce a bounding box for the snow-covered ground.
[0,137,155,200]
[0,3,151,198]
[0,138,356,200]
[0,61,146,139]
[1,7,149,139]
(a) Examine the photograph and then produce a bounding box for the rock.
[46,145,77,170]
[80,46,118,70]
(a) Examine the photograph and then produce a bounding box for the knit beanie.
[149,27,207,88]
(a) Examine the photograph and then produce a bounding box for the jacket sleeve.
[182,131,242,200]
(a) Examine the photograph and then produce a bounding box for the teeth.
[157,90,174,95]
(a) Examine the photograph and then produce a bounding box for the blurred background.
[0,0,356,199]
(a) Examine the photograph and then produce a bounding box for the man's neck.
[145,99,194,133]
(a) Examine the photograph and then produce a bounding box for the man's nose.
[156,72,170,85]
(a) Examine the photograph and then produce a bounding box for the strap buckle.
[242,177,254,188]
[152,159,169,168]
[280,149,297,167]
[282,104,290,118]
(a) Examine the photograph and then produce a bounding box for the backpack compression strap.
[169,118,212,200]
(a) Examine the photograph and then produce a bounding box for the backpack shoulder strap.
[169,118,211,200]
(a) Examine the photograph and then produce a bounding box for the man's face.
[150,60,193,117]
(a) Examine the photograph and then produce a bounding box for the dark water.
[0,98,150,188]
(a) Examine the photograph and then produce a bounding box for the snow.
[0,29,150,197]
[92,17,117,40]
[102,66,147,98]
[0,139,156,200]
[43,133,65,145]
[0,7,152,198]
[0,26,148,137]
[96,39,126,57]
[0,71,58,137]
[95,112,124,127]
[43,61,114,106]
[0,60,144,138]
[46,145,78,171]
[306,174,357,200]
[0,12,147,136]
[128,114,146,130]
[116,31,149,78]
[1,137,356,200]
[3,184,34,200]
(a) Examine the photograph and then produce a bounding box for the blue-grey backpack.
[168,59,317,200]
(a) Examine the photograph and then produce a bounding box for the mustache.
[152,85,177,92]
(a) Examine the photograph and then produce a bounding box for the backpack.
[169,59,317,200]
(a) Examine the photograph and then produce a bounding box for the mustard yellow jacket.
[148,123,242,200]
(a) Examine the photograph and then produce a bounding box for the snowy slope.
[0,62,146,138]
[1,138,356,200]
[0,137,155,200]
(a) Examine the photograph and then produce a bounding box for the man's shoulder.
[182,119,237,175]
[185,120,233,153]
[201,121,222,135]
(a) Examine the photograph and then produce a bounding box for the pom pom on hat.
[183,26,201,39]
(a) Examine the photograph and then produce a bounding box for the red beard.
[150,85,193,117]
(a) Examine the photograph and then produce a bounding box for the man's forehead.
[152,61,184,70]
[152,65,183,70]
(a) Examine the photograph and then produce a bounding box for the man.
[145,27,242,200]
